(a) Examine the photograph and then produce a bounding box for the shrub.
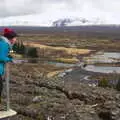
[12,41,25,54]
[116,77,120,91]
[27,47,38,58]
[98,77,109,88]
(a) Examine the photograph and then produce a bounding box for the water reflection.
[47,61,75,67]
[84,65,120,73]
[84,52,120,64]
[83,52,120,73]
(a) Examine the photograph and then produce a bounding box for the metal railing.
[5,63,10,111]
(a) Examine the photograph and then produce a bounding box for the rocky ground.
[1,63,120,120]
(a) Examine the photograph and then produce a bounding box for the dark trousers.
[0,76,3,97]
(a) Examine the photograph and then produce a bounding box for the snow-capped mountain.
[0,17,106,27]
[0,12,111,27]
[52,18,104,27]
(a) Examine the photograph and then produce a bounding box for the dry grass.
[11,53,23,59]
[46,70,64,78]
[54,57,79,63]
[24,42,92,56]
[11,63,67,79]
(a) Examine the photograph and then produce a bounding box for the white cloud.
[0,0,120,24]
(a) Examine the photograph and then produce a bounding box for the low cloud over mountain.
[0,0,120,25]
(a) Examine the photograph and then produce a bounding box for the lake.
[84,52,120,73]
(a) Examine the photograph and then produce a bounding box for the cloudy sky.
[0,0,120,25]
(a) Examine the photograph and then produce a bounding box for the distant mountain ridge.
[52,18,104,27]
[0,13,111,27]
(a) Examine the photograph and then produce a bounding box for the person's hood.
[0,36,12,49]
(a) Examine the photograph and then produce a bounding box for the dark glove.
[8,54,13,59]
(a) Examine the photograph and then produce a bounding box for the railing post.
[6,63,10,111]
